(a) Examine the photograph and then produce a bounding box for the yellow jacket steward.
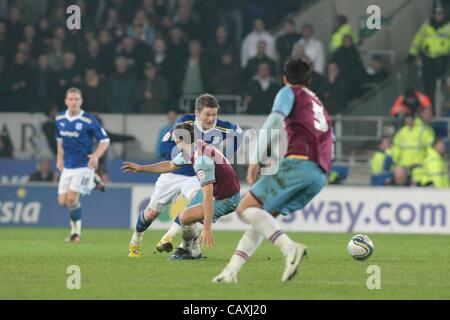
[330,24,357,52]
[392,118,435,182]
[420,148,449,188]
[409,20,450,58]
[371,148,393,175]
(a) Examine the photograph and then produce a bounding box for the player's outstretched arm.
[56,140,64,172]
[121,161,180,174]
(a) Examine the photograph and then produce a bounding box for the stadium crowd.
[0,0,391,115]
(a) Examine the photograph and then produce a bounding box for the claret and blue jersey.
[159,114,243,177]
[55,110,110,169]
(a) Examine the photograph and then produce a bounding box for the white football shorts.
[147,172,200,212]
[58,167,96,196]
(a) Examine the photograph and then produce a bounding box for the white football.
[347,234,374,261]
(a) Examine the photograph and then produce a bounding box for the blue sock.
[136,210,152,232]
[69,203,82,222]
[174,214,181,226]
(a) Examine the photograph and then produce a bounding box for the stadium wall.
[1,183,449,234]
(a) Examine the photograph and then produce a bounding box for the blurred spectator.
[41,105,58,156]
[420,138,449,188]
[390,88,432,119]
[23,24,39,57]
[55,52,82,103]
[330,15,357,53]
[80,40,104,75]
[370,136,394,186]
[31,54,56,113]
[332,35,365,98]
[245,40,277,81]
[0,130,13,158]
[29,159,55,182]
[135,62,169,113]
[103,7,126,40]
[127,9,156,45]
[167,25,189,64]
[321,62,349,115]
[98,29,117,76]
[217,0,243,47]
[208,25,237,72]
[211,51,242,95]
[241,18,276,67]
[47,38,65,72]
[363,54,390,88]
[179,40,211,98]
[408,6,450,104]
[244,62,280,114]
[106,56,136,113]
[276,19,299,72]
[173,0,202,41]
[0,21,10,75]
[7,7,24,47]
[2,50,32,111]
[292,24,325,74]
[117,36,151,76]
[152,37,171,82]
[155,110,178,159]
[80,68,106,112]
[392,111,435,186]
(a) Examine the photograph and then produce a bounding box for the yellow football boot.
[128,243,142,257]
[155,236,173,253]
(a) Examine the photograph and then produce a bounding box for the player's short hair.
[195,93,220,112]
[283,57,311,86]
[65,87,83,98]
[173,122,195,144]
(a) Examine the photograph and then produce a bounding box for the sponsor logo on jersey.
[60,130,80,138]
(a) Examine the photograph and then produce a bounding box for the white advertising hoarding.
[130,186,450,234]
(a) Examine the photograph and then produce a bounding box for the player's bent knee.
[237,192,262,216]
[144,208,160,220]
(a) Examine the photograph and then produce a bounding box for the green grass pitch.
[1,227,449,299]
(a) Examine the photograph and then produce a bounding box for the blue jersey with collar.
[55,110,110,169]
[159,114,243,176]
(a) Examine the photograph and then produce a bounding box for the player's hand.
[121,162,142,173]
[88,154,99,169]
[247,164,261,185]
[56,159,64,172]
[199,228,215,249]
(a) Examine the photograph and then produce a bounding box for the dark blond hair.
[195,93,219,112]
[65,87,83,98]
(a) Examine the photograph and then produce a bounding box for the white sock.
[131,231,144,245]
[190,223,204,256]
[240,207,295,256]
[163,221,182,239]
[71,220,81,236]
[181,223,200,251]
[227,227,263,273]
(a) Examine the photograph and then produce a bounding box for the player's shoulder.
[216,118,239,132]
[79,111,97,125]
[177,114,195,124]
[55,111,66,121]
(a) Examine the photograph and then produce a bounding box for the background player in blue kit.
[55,87,110,242]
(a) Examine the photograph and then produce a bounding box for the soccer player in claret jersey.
[213,58,333,283]
[55,87,110,242]
[122,122,241,259]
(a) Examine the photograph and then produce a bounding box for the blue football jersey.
[159,114,243,176]
[55,110,110,169]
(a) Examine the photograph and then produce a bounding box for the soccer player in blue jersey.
[123,122,241,259]
[127,94,243,257]
[213,58,333,283]
[55,87,110,242]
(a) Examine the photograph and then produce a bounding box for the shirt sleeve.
[92,118,110,142]
[271,86,295,118]
[194,156,215,187]
[55,123,62,141]
[172,152,190,166]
